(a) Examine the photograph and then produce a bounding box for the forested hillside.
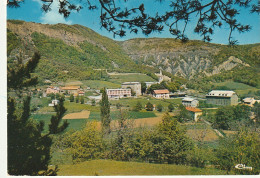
[7,20,260,88]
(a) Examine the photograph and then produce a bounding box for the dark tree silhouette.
[7,52,69,175]
[100,88,111,134]
[7,0,259,44]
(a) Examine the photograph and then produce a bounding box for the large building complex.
[106,88,131,99]
[206,90,238,106]
[122,82,141,96]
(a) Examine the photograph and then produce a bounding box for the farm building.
[46,86,60,94]
[186,107,202,122]
[106,88,131,99]
[182,98,199,107]
[122,82,142,96]
[206,90,238,106]
[60,86,81,95]
[153,89,170,99]
[243,97,260,107]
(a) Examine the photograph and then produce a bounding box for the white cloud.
[33,0,72,25]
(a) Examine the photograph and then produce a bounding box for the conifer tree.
[7,52,68,175]
[100,88,111,134]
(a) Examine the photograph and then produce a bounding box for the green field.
[108,73,156,84]
[82,80,121,89]
[31,113,88,132]
[89,111,157,120]
[37,100,100,113]
[57,159,227,176]
[213,81,259,95]
[110,97,182,109]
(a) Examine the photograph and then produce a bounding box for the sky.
[5,0,260,44]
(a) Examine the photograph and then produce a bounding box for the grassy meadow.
[213,81,259,95]
[82,80,121,89]
[110,97,182,109]
[57,159,227,176]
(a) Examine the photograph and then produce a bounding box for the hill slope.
[7,20,147,83]
[7,20,260,88]
[119,38,260,79]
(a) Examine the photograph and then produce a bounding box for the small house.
[153,89,170,99]
[186,107,202,122]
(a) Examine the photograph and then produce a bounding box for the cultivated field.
[63,110,90,119]
[57,159,227,176]
[65,80,83,86]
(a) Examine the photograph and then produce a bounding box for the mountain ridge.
[7,20,260,88]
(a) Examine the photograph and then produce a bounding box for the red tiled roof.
[153,89,169,94]
[186,107,202,112]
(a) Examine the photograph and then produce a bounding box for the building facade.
[182,98,199,107]
[106,88,131,99]
[206,90,238,106]
[186,107,202,122]
[153,89,170,99]
[121,82,141,96]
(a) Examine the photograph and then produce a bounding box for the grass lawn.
[82,80,121,89]
[213,81,259,95]
[36,101,100,113]
[89,111,157,121]
[108,73,155,84]
[57,159,227,176]
[110,97,182,110]
[31,113,88,132]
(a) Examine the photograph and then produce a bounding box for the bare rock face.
[204,56,250,76]
[120,38,250,79]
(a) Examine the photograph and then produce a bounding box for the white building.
[48,99,59,107]
[153,89,170,99]
[122,82,141,96]
[106,88,131,99]
[182,98,199,107]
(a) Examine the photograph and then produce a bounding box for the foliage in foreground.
[7,52,68,175]
[215,128,260,175]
